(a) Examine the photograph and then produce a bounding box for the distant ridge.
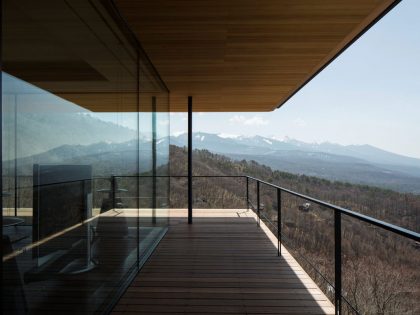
[7,108,420,194]
[170,132,420,169]
[170,132,420,193]
[3,112,137,159]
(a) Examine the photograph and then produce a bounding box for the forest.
[169,145,420,315]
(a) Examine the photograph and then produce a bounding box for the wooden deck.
[112,209,335,315]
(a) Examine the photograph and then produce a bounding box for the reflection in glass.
[1,0,169,314]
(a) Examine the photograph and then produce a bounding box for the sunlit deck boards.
[112,209,334,314]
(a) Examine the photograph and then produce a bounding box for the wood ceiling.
[115,0,397,112]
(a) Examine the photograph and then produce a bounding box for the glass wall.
[1,0,169,314]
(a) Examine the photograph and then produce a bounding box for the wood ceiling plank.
[115,0,396,112]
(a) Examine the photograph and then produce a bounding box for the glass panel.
[1,0,169,314]
[138,58,170,227]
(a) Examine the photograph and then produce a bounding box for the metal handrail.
[245,175,419,315]
[17,173,419,241]
[246,175,420,242]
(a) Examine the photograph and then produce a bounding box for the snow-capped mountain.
[170,132,420,168]
[169,132,420,193]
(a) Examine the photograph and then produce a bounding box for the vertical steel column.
[188,96,193,224]
[256,181,260,227]
[0,2,3,298]
[246,177,249,210]
[334,211,342,315]
[152,96,157,224]
[136,50,140,268]
[14,96,17,216]
[277,188,281,256]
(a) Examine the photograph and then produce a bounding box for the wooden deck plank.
[112,209,334,314]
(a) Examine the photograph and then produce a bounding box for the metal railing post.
[246,177,249,210]
[112,175,116,210]
[334,210,342,315]
[277,188,281,257]
[257,181,260,227]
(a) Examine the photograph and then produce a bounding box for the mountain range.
[6,110,420,194]
[12,139,169,177]
[170,132,420,193]
[3,112,137,159]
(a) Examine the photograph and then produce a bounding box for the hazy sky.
[168,0,420,159]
